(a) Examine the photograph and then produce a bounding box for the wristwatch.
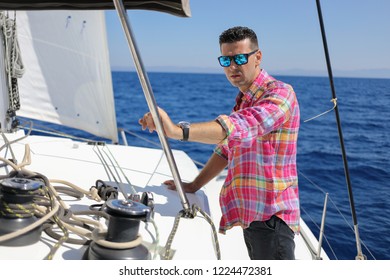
[177,121,190,141]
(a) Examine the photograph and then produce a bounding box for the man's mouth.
[230,73,241,78]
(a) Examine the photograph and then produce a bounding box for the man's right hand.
[163,180,201,193]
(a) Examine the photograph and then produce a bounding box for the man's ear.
[255,50,262,67]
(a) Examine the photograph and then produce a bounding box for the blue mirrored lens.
[234,54,248,65]
[218,56,231,67]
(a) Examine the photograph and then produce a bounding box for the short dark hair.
[219,26,258,48]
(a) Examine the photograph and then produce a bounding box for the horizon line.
[110,66,390,80]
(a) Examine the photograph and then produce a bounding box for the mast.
[315,0,366,260]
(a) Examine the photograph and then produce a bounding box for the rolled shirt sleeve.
[216,81,295,149]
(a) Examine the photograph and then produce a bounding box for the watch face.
[178,121,190,128]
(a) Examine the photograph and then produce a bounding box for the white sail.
[15,10,118,142]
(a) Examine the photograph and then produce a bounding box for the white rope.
[0,11,24,114]
[0,12,25,78]
[304,98,337,122]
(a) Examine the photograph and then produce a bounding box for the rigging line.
[122,128,161,148]
[0,120,33,157]
[299,170,376,260]
[163,210,183,260]
[17,124,98,143]
[144,150,166,188]
[163,205,221,260]
[315,0,365,260]
[143,149,192,195]
[141,146,192,188]
[0,132,16,162]
[122,128,206,168]
[96,144,138,199]
[92,145,113,181]
[100,146,124,184]
[144,218,160,260]
[304,98,337,123]
[300,206,338,260]
[102,145,137,195]
[192,204,221,260]
[92,144,127,199]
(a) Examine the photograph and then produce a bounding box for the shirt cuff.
[216,114,243,148]
[214,145,228,160]
[216,114,233,136]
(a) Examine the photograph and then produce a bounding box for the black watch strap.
[182,126,189,141]
[178,121,190,141]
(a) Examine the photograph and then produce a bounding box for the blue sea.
[26,71,390,260]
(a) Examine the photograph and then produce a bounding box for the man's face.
[220,39,262,92]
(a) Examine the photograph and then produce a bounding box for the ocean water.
[112,71,390,260]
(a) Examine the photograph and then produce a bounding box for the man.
[139,26,300,260]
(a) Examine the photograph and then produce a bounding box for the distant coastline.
[111,66,390,80]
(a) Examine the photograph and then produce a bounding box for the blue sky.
[105,0,390,78]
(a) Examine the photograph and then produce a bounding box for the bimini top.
[0,0,191,17]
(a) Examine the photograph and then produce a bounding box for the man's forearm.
[173,121,226,144]
[139,108,227,144]
[193,152,228,188]
[184,120,227,144]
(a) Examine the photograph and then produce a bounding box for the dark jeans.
[243,215,295,260]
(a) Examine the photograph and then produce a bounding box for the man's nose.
[229,59,239,69]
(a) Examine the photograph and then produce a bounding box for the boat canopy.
[0,0,191,17]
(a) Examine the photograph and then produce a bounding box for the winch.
[85,197,152,260]
[0,177,43,246]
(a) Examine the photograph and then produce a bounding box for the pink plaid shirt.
[215,69,300,234]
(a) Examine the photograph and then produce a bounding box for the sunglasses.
[218,49,259,67]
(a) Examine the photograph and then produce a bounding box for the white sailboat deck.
[0,131,327,260]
